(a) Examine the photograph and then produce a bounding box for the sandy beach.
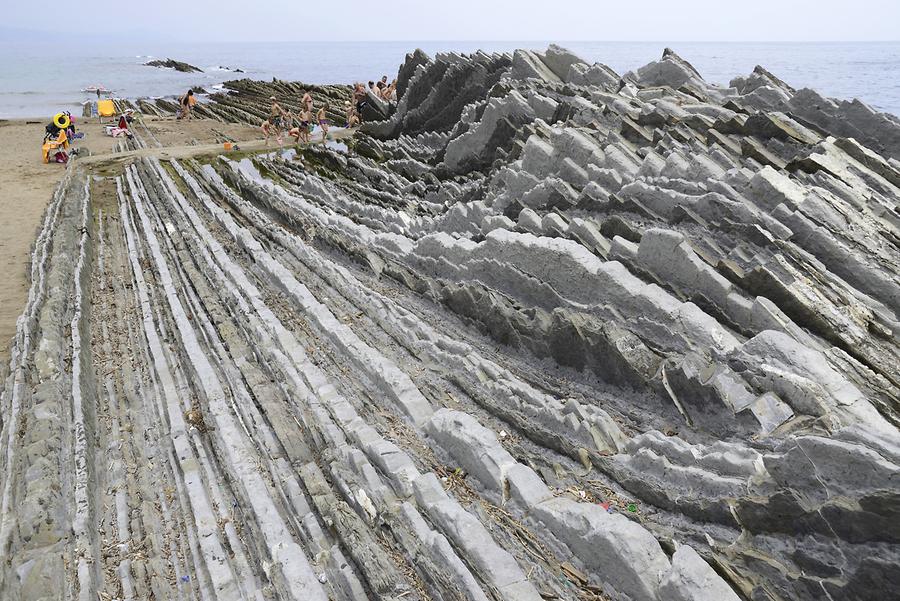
[0,115,263,362]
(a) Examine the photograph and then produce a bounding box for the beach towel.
[97,99,115,117]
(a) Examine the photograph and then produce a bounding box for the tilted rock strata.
[1,45,898,601]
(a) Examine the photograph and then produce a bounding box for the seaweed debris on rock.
[2,45,899,601]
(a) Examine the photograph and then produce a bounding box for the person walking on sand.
[262,96,287,147]
[178,89,195,120]
[317,104,329,142]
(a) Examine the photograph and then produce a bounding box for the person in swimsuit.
[289,107,312,144]
[344,100,359,128]
[262,96,287,146]
[379,78,398,101]
[178,89,195,120]
[352,83,368,122]
[301,90,313,114]
[317,104,329,142]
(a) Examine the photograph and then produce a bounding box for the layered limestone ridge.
[1,46,898,601]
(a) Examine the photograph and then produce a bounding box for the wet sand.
[0,115,263,362]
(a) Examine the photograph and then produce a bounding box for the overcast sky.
[4,0,899,42]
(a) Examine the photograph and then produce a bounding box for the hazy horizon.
[2,1,898,43]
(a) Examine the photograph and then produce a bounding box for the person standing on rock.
[344,100,360,128]
[177,89,195,120]
[262,95,287,147]
[289,105,312,144]
[302,90,313,115]
[317,104,329,142]
[353,83,367,123]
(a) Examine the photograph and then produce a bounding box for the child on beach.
[317,104,329,142]
[262,96,287,146]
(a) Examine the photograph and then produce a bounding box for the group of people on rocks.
[345,75,397,128]
[261,90,333,147]
[369,75,398,101]
[176,75,400,148]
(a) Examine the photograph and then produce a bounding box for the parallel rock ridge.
[1,45,899,601]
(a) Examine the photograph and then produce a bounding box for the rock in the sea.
[144,57,204,73]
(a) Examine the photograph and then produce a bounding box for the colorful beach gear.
[97,99,116,118]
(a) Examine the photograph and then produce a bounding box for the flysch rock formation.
[1,45,899,601]
[132,79,353,134]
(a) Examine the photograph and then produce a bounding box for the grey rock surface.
[2,44,899,601]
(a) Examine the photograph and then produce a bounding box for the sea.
[1,40,898,119]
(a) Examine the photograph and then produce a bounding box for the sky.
[2,0,898,43]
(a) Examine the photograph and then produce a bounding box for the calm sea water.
[1,41,898,119]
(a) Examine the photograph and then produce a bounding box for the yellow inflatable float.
[53,113,71,129]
